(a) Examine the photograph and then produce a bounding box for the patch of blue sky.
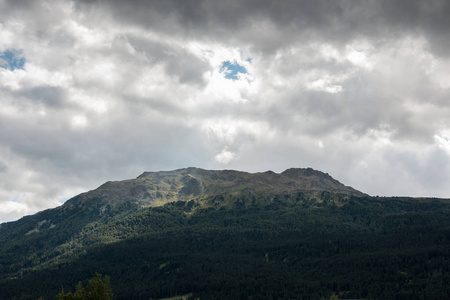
[58,198,69,204]
[0,49,25,71]
[221,60,248,80]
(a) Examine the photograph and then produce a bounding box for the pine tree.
[57,274,113,300]
[86,273,113,300]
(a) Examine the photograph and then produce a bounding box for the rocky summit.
[64,167,365,213]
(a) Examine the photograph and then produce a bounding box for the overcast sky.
[1,0,450,223]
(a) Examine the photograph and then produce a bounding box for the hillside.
[0,168,449,299]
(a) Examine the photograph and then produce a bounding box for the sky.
[1,0,450,223]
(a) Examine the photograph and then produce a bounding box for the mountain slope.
[0,168,449,300]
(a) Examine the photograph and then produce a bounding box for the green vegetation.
[1,194,449,299]
[57,273,113,300]
[0,168,449,299]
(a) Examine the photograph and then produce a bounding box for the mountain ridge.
[63,167,365,214]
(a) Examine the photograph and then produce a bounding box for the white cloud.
[0,200,29,222]
[65,19,113,49]
[345,41,375,70]
[306,78,343,94]
[202,118,274,145]
[69,89,109,114]
[214,148,236,165]
[428,56,450,89]
[71,114,88,129]
[435,134,450,154]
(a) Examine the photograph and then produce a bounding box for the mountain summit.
[65,167,365,213]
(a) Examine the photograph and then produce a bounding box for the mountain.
[0,168,449,299]
[63,167,365,211]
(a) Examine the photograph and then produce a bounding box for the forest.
[0,191,449,299]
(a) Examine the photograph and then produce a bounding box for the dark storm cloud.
[124,34,211,86]
[76,0,450,54]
